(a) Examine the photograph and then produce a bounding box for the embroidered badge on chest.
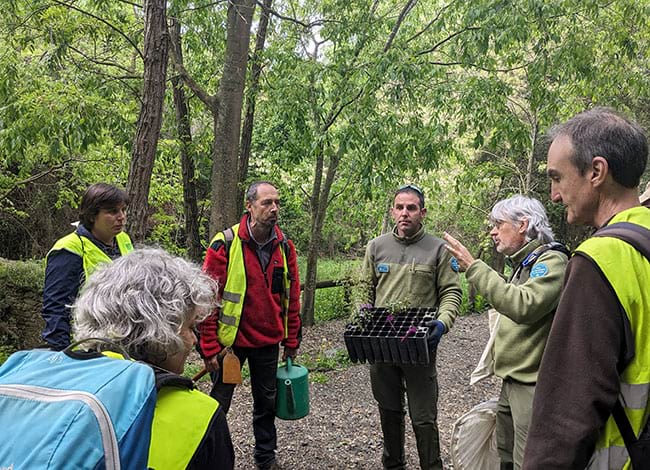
[530,263,548,278]
[377,263,390,273]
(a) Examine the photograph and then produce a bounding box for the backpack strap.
[153,367,195,391]
[222,227,235,260]
[593,221,650,467]
[593,222,650,261]
[513,241,570,279]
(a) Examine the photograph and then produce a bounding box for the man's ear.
[591,156,609,187]
[421,207,427,217]
[519,218,529,234]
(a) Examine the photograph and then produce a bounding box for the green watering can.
[275,357,310,420]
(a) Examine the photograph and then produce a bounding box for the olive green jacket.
[465,239,568,383]
[362,225,462,331]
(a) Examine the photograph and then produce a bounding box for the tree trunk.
[209,0,256,237]
[237,0,273,212]
[524,111,539,195]
[126,0,169,242]
[302,145,343,326]
[170,19,202,262]
[381,199,392,234]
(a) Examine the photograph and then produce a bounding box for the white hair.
[72,248,219,367]
[489,195,555,243]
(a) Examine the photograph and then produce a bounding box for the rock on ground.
[193,312,500,469]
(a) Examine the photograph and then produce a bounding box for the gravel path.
[193,312,500,469]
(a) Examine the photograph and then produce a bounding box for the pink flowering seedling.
[386,314,397,332]
[400,325,417,342]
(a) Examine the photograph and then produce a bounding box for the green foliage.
[297,257,361,322]
[1,0,649,269]
[458,275,490,316]
[182,362,206,382]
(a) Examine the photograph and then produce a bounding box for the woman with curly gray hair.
[73,248,234,469]
[73,248,217,374]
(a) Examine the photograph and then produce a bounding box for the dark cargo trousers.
[370,358,442,470]
[210,344,280,469]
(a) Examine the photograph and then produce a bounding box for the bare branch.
[65,49,143,102]
[321,88,364,133]
[406,0,460,43]
[168,22,219,111]
[67,45,137,76]
[1,157,105,201]
[117,0,143,8]
[260,1,328,28]
[370,0,381,16]
[174,0,229,14]
[416,26,479,56]
[384,0,418,52]
[50,0,144,60]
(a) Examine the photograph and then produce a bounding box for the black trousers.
[210,344,280,468]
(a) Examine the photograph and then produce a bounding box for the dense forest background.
[2,0,650,325]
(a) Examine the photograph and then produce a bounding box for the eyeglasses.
[398,184,424,196]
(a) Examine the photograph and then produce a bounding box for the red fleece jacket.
[199,214,302,358]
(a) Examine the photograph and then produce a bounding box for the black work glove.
[425,319,446,351]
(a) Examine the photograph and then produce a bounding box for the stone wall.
[0,258,45,354]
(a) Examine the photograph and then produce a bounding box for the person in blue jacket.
[41,183,133,350]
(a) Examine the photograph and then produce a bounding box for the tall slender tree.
[209,0,256,235]
[126,0,169,242]
[170,17,202,261]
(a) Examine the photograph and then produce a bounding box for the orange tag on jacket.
[222,349,242,385]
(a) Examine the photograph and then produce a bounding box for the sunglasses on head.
[398,184,424,196]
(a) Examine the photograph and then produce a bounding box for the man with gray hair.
[444,195,569,470]
[523,108,650,469]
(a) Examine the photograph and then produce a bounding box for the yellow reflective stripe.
[216,224,245,348]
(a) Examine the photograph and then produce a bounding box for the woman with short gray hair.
[489,195,555,245]
[444,196,568,470]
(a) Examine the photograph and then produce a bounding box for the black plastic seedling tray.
[343,307,438,366]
